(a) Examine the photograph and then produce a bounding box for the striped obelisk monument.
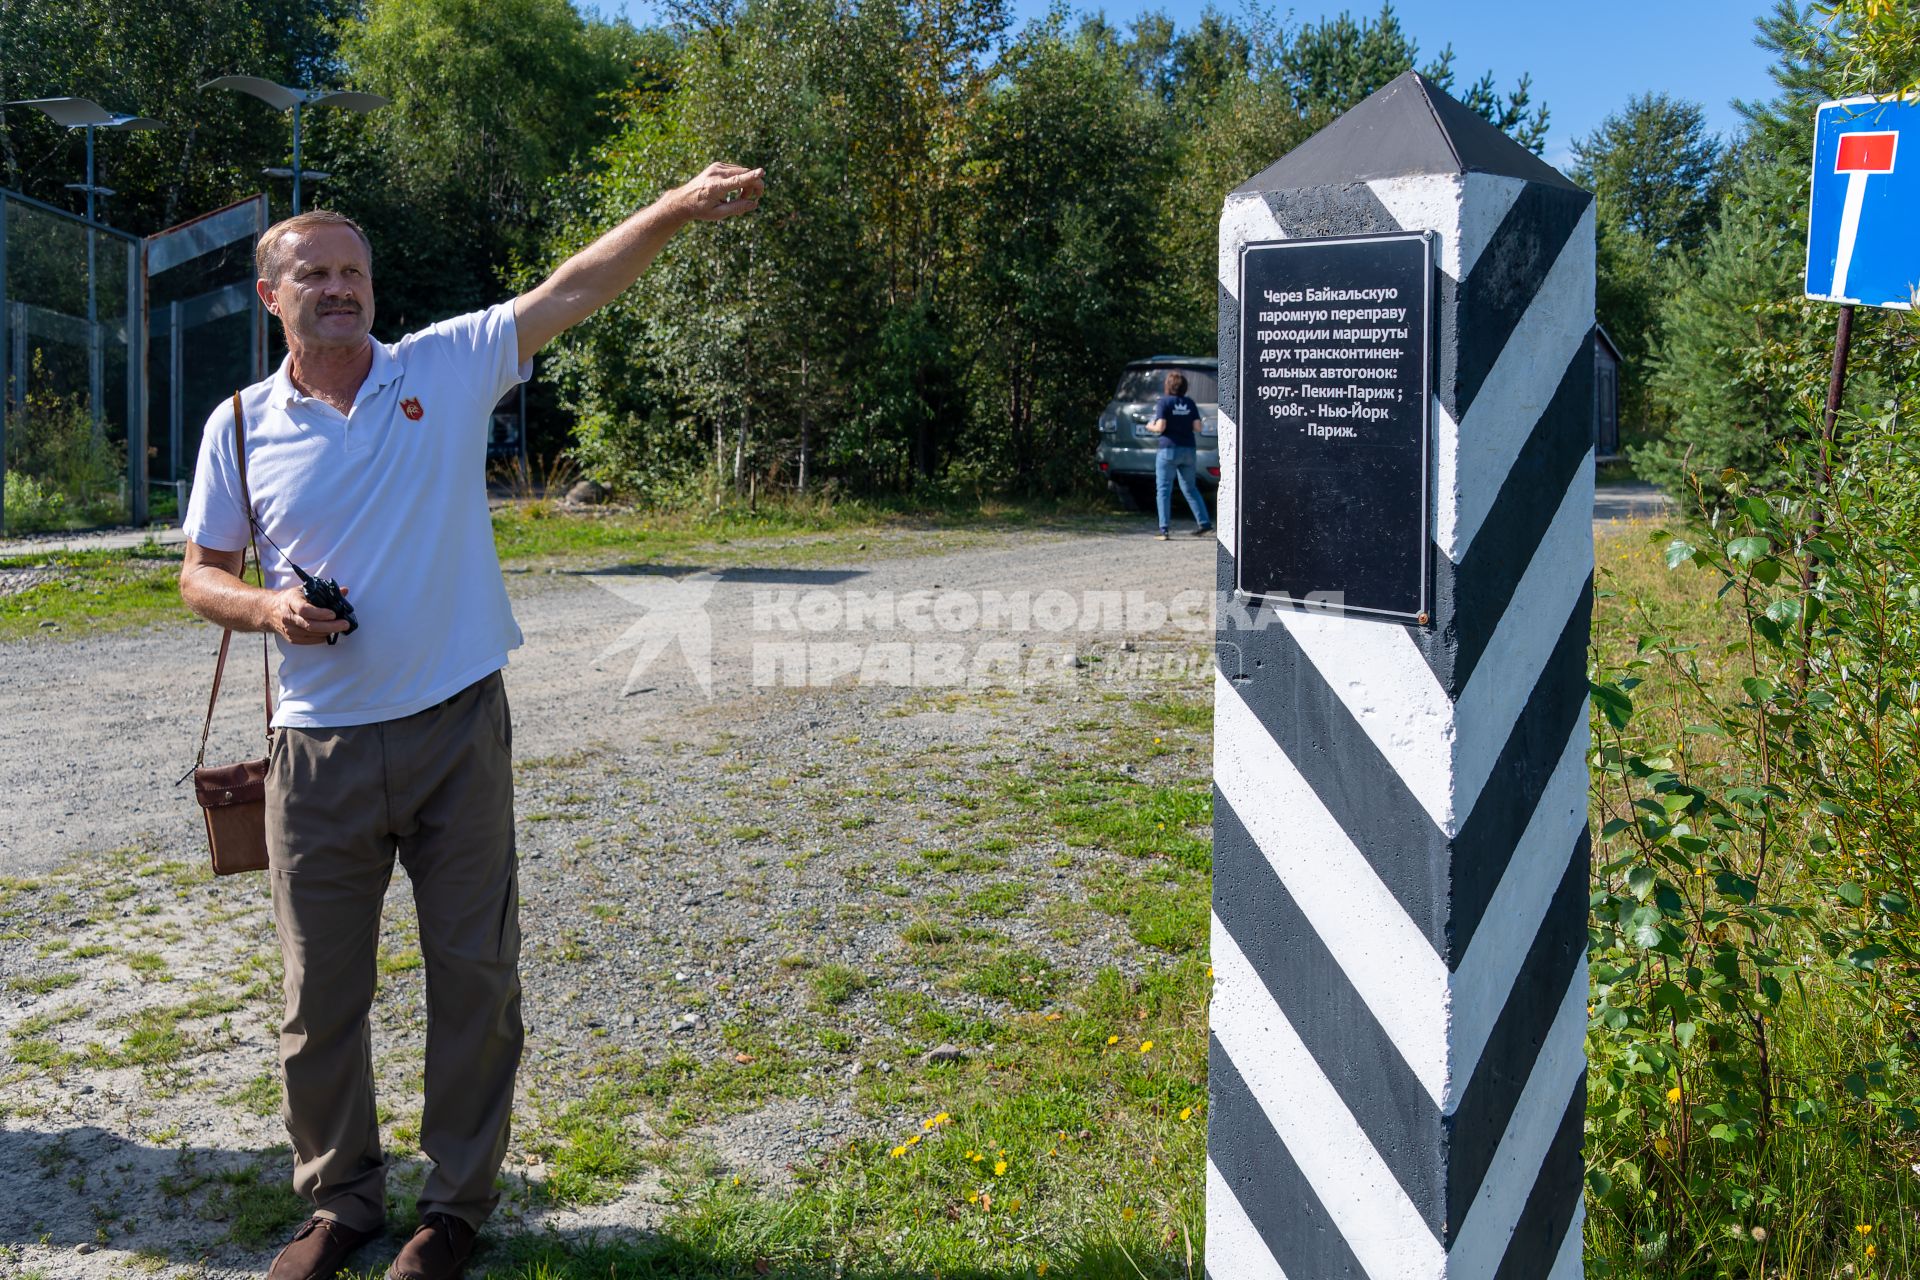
[1207,72,1595,1279]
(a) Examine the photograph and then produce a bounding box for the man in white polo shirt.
[178,161,763,1280]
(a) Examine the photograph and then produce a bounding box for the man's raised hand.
[513,160,767,362]
[676,162,765,222]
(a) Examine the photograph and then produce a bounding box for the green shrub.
[1586,415,1920,1275]
[3,356,126,532]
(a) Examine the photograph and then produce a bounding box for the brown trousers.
[265,670,522,1233]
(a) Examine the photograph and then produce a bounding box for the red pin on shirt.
[401,396,424,421]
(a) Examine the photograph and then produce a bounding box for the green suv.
[1094,356,1220,512]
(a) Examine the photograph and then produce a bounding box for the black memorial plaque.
[1235,231,1433,621]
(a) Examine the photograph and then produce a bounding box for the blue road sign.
[1808,95,1920,310]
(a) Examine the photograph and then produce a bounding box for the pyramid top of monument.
[1233,71,1581,194]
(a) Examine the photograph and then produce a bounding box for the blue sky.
[607,0,1782,170]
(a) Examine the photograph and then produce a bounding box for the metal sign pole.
[291,102,304,215]
[1820,303,1855,494]
[85,124,103,438]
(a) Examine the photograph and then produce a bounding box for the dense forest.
[6,0,1549,501]
[1,0,1904,503]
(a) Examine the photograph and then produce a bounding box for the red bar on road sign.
[1837,131,1898,173]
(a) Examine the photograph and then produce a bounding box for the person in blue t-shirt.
[1147,370,1213,540]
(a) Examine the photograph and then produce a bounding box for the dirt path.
[1,520,1229,1279]
[0,525,1214,875]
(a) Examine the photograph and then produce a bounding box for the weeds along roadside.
[1585,418,1920,1277]
[0,492,1128,645]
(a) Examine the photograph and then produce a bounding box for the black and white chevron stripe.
[1207,166,1594,1280]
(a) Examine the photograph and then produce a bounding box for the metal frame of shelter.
[0,189,267,535]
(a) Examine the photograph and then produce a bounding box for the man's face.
[258,225,376,352]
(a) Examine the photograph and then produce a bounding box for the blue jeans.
[1155,446,1211,532]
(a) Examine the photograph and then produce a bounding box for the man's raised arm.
[513,161,765,365]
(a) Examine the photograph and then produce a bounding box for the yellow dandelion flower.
[890,1146,907,1159]
[1180,1107,1193,1121]
[1046,1012,1061,1021]
[935,1112,951,1125]
[1038,1265,1048,1276]
[732,1175,742,1186]
[1666,1087,1682,1103]
[1859,1224,1875,1235]
[994,1159,1008,1176]
[1867,1243,1877,1260]
[968,1190,979,1204]
[1157,822,1165,830]
[1107,1034,1120,1045]
[1009,1198,1022,1211]
[923,1117,936,1130]
[907,1134,921,1146]
[1140,1040,1154,1053]
[1121,1206,1136,1221]
[1154,737,1163,744]
[971,1151,985,1163]
[1207,966,1214,978]
[1048,1147,1057,1156]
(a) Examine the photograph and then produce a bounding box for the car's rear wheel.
[1109,477,1155,514]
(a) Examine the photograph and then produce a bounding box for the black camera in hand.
[298,571,357,645]
[246,517,359,645]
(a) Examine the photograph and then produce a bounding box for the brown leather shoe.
[386,1212,477,1280]
[268,1215,378,1280]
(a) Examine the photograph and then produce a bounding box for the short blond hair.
[255,210,372,283]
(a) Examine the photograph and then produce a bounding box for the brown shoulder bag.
[189,392,274,875]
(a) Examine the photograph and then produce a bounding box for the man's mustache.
[317,300,362,315]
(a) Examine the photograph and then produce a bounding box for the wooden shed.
[1594,325,1623,461]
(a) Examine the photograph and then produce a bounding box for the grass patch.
[123,950,170,977]
[466,959,1207,1278]
[0,543,191,643]
[8,971,79,995]
[207,1162,307,1246]
[899,919,955,946]
[1089,871,1208,953]
[531,1085,648,1205]
[9,1036,76,1071]
[918,848,1005,874]
[1046,779,1211,870]
[378,947,424,976]
[10,1001,89,1038]
[808,964,867,1008]
[487,494,1117,573]
[957,950,1059,1011]
[963,881,1027,919]
[878,991,999,1047]
[227,1072,281,1118]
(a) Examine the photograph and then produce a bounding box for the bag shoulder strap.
[192,393,273,771]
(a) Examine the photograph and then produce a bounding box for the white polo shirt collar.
[268,338,403,413]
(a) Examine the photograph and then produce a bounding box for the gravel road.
[0,523,1214,877]
[0,507,1648,1276]
[0,520,1227,1278]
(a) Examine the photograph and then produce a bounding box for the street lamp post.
[199,77,389,215]
[5,98,163,434]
